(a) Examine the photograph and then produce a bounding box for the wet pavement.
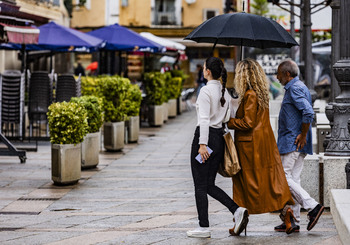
[0,109,341,244]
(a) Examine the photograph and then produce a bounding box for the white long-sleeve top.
[196,80,232,145]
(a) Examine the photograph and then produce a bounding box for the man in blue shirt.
[274,59,324,234]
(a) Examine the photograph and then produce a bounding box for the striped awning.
[0,23,39,44]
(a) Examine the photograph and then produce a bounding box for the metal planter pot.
[177,97,182,115]
[127,116,139,143]
[51,143,81,185]
[168,99,177,118]
[81,131,100,169]
[148,105,164,126]
[103,121,125,151]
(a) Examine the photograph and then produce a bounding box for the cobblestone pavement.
[0,110,341,245]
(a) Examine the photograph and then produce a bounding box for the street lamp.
[325,0,350,156]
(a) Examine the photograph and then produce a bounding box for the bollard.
[346,161,350,189]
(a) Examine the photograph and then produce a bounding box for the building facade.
[70,0,240,86]
[0,0,70,73]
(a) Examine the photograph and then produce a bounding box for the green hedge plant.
[80,76,101,96]
[99,76,129,122]
[124,83,142,118]
[47,101,88,144]
[70,96,103,133]
[168,77,182,99]
[144,72,167,106]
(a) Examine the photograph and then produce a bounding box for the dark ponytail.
[220,67,227,107]
[205,57,227,107]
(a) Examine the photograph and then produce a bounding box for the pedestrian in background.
[187,57,248,238]
[275,59,324,234]
[227,58,294,235]
[160,62,171,73]
[195,64,207,98]
[74,62,85,76]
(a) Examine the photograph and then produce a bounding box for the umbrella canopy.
[184,12,298,49]
[86,61,98,70]
[160,56,176,64]
[140,32,186,51]
[87,24,163,52]
[26,21,104,52]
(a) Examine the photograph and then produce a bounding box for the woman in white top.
[187,57,249,238]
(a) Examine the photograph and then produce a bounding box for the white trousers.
[281,151,318,224]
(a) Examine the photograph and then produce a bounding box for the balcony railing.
[34,0,60,7]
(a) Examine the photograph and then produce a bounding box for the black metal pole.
[330,0,341,102]
[303,0,313,89]
[21,44,26,73]
[346,161,350,189]
[290,0,296,60]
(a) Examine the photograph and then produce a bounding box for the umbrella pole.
[119,51,122,76]
[240,46,245,61]
[49,52,53,72]
[212,40,218,56]
[98,52,101,75]
[21,44,26,73]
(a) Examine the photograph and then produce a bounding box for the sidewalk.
[0,109,341,245]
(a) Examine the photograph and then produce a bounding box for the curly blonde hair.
[234,58,270,109]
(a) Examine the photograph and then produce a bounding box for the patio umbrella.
[160,56,176,64]
[184,12,298,50]
[26,21,104,52]
[140,32,186,51]
[86,61,98,71]
[87,24,163,52]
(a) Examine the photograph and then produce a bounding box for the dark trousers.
[191,127,239,227]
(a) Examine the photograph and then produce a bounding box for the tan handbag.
[218,124,241,177]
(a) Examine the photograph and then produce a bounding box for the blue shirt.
[277,76,314,155]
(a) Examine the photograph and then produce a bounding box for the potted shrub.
[124,82,142,143]
[162,72,172,122]
[144,72,166,126]
[47,101,88,185]
[171,69,188,115]
[71,96,103,169]
[99,76,128,151]
[80,76,101,96]
[167,76,182,118]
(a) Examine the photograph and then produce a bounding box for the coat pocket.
[236,135,253,142]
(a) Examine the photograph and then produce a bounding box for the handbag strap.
[222,103,230,133]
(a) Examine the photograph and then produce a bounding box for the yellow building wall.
[71,0,106,28]
[119,0,151,27]
[182,0,223,27]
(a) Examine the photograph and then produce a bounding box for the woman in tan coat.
[227,59,294,224]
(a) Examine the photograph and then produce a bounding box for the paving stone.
[0,110,340,244]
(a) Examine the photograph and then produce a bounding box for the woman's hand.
[198,144,210,163]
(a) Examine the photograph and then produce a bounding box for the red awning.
[0,23,39,44]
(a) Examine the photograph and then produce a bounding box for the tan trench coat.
[228,89,294,214]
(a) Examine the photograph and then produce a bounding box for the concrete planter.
[103,121,125,151]
[81,132,100,169]
[148,105,163,126]
[162,102,168,122]
[127,116,139,143]
[51,143,81,185]
[168,99,177,118]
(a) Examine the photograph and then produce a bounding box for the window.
[203,8,219,21]
[154,0,176,25]
[53,0,60,6]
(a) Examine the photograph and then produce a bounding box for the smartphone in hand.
[195,146,213,164]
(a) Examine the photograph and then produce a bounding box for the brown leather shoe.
[284,208,298,234]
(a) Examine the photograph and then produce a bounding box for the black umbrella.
[185,12,298,50]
